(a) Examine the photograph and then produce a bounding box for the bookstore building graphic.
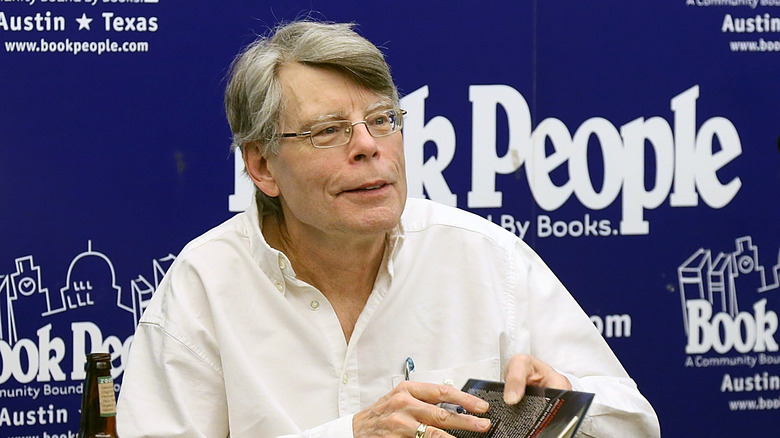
[0,242,175,395]
[677,235,780,361]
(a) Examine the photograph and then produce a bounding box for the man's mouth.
[345,182,388,192]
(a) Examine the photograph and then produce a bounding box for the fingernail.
[504,391,520,405]
[478,418,491,429]
[477,400,489,411]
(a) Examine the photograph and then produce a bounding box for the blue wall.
[2,1,779,436]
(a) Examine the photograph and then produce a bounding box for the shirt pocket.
[391,357,501,390]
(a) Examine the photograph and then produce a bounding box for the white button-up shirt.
[117,198,660,437]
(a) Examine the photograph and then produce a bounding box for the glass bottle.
[78,352,119,438]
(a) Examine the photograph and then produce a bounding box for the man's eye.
[313,124,341,137]
[371,115,389,126]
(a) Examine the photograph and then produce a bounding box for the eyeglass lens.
[310,110,402,148]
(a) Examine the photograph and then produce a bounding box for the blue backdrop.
[2,1,779,436]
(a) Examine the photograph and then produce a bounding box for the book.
[445,379,594,438]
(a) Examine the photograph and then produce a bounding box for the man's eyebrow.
[364,99,394,113]
[295,99,395,132]
[297,112,345,132]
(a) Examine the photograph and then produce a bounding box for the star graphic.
[76,13,93,31]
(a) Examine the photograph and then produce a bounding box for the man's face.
[258,62,407,240]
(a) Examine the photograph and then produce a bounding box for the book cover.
[446,379,594,438]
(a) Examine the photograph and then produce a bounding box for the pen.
[401,359,467,415]
[438,402,468,414]
[403,357,415,381]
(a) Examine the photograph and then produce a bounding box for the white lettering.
[228,154,253,212]
[538,214,612,238]
[36,324,66,382]
[0,12,65,32]
[670,86,699,206]
[570,118,624,209]
[694,117,742,207]
[591,314,632,338]
[686,299,779,354]
[529,117,573,210]
[0,405,67,426]
[230,84,744,236]
[71,321,131,380]
[0,323,132,385]
[721,372,780,392]
[500,214,516,234]
[467,85,530,208]
[619,117,674,234]
[516,219,530,240]
[102,12,158,32]
[402,86,457,205]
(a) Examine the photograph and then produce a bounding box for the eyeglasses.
[279,109,406,149]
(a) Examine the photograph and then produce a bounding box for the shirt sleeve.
[562,372,660,438]
[512,240,661,438]
[117,320,359,438]
[116,321,230,437]
[275,414,355,438]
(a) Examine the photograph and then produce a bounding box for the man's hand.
[353,381,492,437]
[503,354,572,405]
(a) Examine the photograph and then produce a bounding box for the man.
[117,20,660,437]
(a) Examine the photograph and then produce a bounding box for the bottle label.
[97,375,117,417]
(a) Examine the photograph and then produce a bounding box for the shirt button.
[278,258,286,270]
[310,300,320,310]
[275,282,284,292]
[342,373,349,384]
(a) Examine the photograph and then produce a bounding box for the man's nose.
[347,122,379,161]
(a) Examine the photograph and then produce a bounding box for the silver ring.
[415,423,428,438]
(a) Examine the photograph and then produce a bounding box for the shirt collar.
[244,192,408,285]
[243,196,296,288]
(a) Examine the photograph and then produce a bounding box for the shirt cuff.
[557,370,583,392]
[297,413,355,438]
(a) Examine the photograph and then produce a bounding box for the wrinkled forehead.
[277,62,391,130]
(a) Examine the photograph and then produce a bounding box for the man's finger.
[419,425,453,438]
[503,355,531,405]
[415,405,491,435]
[503,355,573,405]
[400,381,490,413]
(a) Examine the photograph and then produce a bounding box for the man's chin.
[344,210,403,236]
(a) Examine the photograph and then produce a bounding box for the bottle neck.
[79,361,118,437]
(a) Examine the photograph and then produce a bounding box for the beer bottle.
[78,352,119,438]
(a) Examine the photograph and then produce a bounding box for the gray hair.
[224,20,399,216]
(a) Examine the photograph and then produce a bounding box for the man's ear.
[242,143,280,197]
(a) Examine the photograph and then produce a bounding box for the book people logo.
[0,241,174,385]
[677,236,779,359]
